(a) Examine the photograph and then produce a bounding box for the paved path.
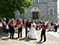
[47,31,59,38]
[0,30,59,45]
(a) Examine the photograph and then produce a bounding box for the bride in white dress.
[27,20,38,40]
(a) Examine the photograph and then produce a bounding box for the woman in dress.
[48,21,51,31]
[27,20,38,40]
[3,18,6,31]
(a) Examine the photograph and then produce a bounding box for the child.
[6,23,9,33]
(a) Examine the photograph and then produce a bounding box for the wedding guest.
[58,22,59,26]
[17,18,19,23]
[10,18,15,38]
[8,19,11,26]
[23,20,26,27]
[39,19,41,24]
[3,18,6,31]
[54,21,58,32]
[51,21,54,31]
[6,23,9,33]
[6,18,9,24]
[45,20,48,26]
[45,20,48,28]
[17,19,23,38]
[41,19,43,24]
[48,21,51,31]
[40,22,47,42]
[35,19,39,24]
[14,18,17,28]
[8,19,11,32]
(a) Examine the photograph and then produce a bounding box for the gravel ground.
[0,30,59,45]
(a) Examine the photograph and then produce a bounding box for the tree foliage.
[0,0,33,18]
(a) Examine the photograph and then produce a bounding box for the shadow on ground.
[20,38,33,42]
[36,41,44,44]
[0,27,9,39]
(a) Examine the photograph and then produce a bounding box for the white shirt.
[3,21,6,25]
[55,22,58,26]
[27,27,30,31]
[45,22,48,25]
[6,25,9,29]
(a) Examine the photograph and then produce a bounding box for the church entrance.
[32,12,38,19]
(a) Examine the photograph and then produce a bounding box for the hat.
[12,18,14,20]
[20,19,22,21]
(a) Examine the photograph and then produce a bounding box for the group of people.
[2,18,59,42]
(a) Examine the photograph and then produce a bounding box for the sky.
[57,0,59,14]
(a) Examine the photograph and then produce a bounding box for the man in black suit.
[25,19,31,38]
[54,21,58,32]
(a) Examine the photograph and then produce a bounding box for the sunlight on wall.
[57,0,59,13]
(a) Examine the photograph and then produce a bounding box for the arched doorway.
[30,6,41,19]
[32,12,38,19]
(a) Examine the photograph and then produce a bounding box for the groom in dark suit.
[25,19,31,38]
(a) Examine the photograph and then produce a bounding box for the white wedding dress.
[27,23,38,39]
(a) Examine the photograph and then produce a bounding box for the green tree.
[0,0,33,18]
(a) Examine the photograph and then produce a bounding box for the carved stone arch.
[30,6,41,12]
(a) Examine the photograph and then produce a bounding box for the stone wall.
[15,0,57,21]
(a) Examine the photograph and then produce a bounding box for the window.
[50,9,54,15]
[34,0,39,3]
[38,0,39,3]
[48,6,54,15]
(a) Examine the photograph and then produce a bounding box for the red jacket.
[10,21,15,27]
[17,21,23,26]
[41,24,47,30]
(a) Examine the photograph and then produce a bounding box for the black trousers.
[55,26,57,32]
[40,30,46,41]
[10,27,15,38]
[25,27,27,37]
[18,27,22,38]
[25,27,30,37]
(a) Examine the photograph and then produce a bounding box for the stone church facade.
[15,0,57,21]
